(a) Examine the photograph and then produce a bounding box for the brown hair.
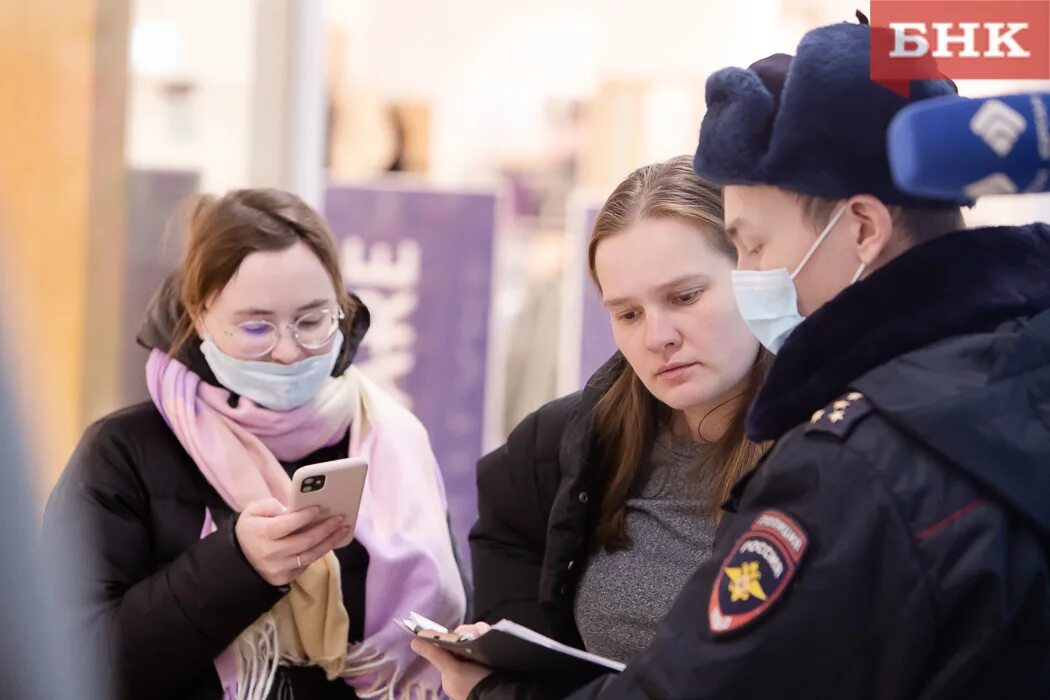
[168,188,357,358]
[587,155,772,551]
[796,193,964,245]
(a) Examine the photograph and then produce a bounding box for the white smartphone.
[288,457,368,549]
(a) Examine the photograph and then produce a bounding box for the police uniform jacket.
[470,224,1050,699]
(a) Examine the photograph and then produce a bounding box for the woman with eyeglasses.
[42,189,467,700]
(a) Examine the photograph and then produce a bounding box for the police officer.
[413,18,1050,699]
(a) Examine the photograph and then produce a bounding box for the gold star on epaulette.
[807,391,873,438]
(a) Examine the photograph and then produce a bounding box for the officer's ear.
[845,195,898,270]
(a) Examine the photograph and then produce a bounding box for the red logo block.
[871,1,1050,94]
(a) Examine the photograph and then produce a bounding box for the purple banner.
[325,184,496,565]
[578,204,616,384]
[560,199,616,392]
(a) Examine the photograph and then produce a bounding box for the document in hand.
[397,611,626,676]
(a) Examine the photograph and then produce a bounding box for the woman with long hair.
[466,155,772,665]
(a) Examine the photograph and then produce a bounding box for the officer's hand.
[411,638,492,700]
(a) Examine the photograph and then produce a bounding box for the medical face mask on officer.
[730,205,865,354]
[200,330,344,411]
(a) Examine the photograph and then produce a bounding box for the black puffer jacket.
[471,226,1050,699]
[470,354,622,647]
[41,278,379,700]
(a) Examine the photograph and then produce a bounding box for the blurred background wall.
[0,0,130,498]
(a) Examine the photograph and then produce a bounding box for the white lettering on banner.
[341,236,421,407]
[359,292,418,354]
[889,22,1031,59]
[984,23,1031,58]
[342,237,422,287]
[890,22,930,58]
[931,22,981,58]
[740,539,784,578]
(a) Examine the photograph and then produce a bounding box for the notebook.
[398,611,626,677]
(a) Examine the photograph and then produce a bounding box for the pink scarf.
[146,350,466,698]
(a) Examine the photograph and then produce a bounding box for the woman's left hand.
[411,638,493,700]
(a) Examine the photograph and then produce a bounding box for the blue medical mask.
[199,331,344,411]
[731,206,864,354]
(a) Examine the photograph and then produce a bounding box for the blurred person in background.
[42,189,467,700]
[467,156,771,667]
[0,327,101,700]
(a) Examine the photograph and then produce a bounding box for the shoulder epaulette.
[805,391,873,440]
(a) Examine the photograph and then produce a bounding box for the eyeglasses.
[220,307,345,359]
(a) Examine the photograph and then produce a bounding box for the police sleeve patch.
[708,509,808,636]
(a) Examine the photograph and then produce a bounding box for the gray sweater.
[573,430,715,663]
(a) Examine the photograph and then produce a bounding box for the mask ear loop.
[850,263,867,285]
[790,205,848,279]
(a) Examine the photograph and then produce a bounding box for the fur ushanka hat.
[693,17,969,207]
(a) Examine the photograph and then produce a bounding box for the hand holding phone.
[235,499,347,586]
[288,457,368,549]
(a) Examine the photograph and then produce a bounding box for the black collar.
[747,224,1050,441]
